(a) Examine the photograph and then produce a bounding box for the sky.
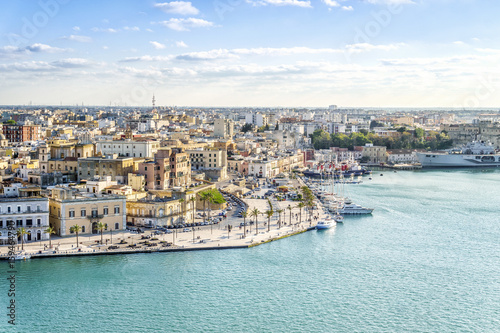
[1,0,500,108]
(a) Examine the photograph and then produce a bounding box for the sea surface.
[1,169,500,332]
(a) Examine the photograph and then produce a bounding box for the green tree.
[276,209,283,229]
[96,222,106,244]
[251,208,260,235]
[69,224,82,248]
[44,226,56,249]
[5,119,16,125]
[17,227,28,251]
[297,202,306,225]
[265,210,274,232]
[241,211,248,237]
[241,123,254,133]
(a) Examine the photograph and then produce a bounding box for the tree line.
[310,127,454,151]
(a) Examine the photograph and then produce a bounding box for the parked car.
[183,228,191,232]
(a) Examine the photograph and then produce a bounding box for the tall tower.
[152,94,156,109]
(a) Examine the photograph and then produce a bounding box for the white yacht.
[333,214,344,223]
[338,199,374,215]
[316,218,334,230]
[416,141,500,167]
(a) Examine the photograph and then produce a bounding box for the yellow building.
[48,187,126,236]
[78,155,134,184]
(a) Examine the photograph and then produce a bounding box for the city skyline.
[1,0,500,107]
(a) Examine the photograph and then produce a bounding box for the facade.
[362,144,388,163]
[126,197,186,228]
[214,119,234,138]
[387,149,421,164]
[95,140,160,158]
[78,155,134,184]
[48,187,126,236]
[0,195,49,245]
[187,148,228,181]
[3,124,41,142]
[136,148,191,190]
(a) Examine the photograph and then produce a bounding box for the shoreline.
[0,226,316,261]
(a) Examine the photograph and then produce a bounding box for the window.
[81,226,85,233]
[17,206,21,213]
[114,206,120,214]
[115,222,119,230]
[81,209,86,217]
[92,208,98,217]
[37,218,41,226]
[145,167,147,171]
[69,210,75,218]
[16,219,22,227]
[103,207,108,215]
[27,206,31,212]
[26,219,32,227]
[7,206,11,213]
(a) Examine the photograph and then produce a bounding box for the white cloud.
[156,18,214,31]
[150,41,167,49]
[73,26,80,31]
[62,35,93,43]
[26,43,66,53]
[323,0,340,7]
[121,55,174,62]
[154,1,199,15]
[175,41,188,48]
[176,49,238,61]
[453,41,466,46]
[91,27,120,33]
[342,5,353,11]
[246,0,312,7]
[52,58,94,68]
[124,26,140,31]
[365,0,414,4]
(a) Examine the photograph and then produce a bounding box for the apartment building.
[48,187,126,236]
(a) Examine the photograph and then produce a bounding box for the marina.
[4,169,499,332]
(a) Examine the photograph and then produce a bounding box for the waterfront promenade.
[0,178,329,260]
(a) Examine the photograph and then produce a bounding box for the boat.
[338,200,374,215]
[416,141,500,168]
[333,214,344,223]
[316,219,334,230]
[14,253,31,260]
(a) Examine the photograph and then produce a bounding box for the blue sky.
[1,0,500,108]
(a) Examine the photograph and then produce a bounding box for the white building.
[95,140,160,158]
[214,119,234,138]
[186,148,228,181]
[0,196,49,245]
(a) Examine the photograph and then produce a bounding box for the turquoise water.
[2,170,500,332]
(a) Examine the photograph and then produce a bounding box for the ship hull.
[416,152,500,168]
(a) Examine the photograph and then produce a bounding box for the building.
[48,187,126,236]
[95,139,160,158]
[126,197,185,228]
[78,155,134,184]
[0,188,49,245]
[214,119,234,139]
[187,148,228,181]
[136,148,191,190]
[3,124,41,143]
[362,144,387,164]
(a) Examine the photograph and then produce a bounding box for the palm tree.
[287,205,293,227]
[189,196,196,224]
[251,208,260,235]
[44,226,56,249]
[265,210,274,232]
[17,227,28,251]
[306,199,314,224]
[96,222,106,244]
[297,202,306,225]
[276,209,283,229]
[69,224,82,248]
[178,198,185,226]
[241,211,248,238]
[198,191,211,225]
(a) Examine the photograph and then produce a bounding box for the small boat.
[333,214,344,223]
[316,219,334,230]
[14,253,31,260]
[380,174,384,176]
